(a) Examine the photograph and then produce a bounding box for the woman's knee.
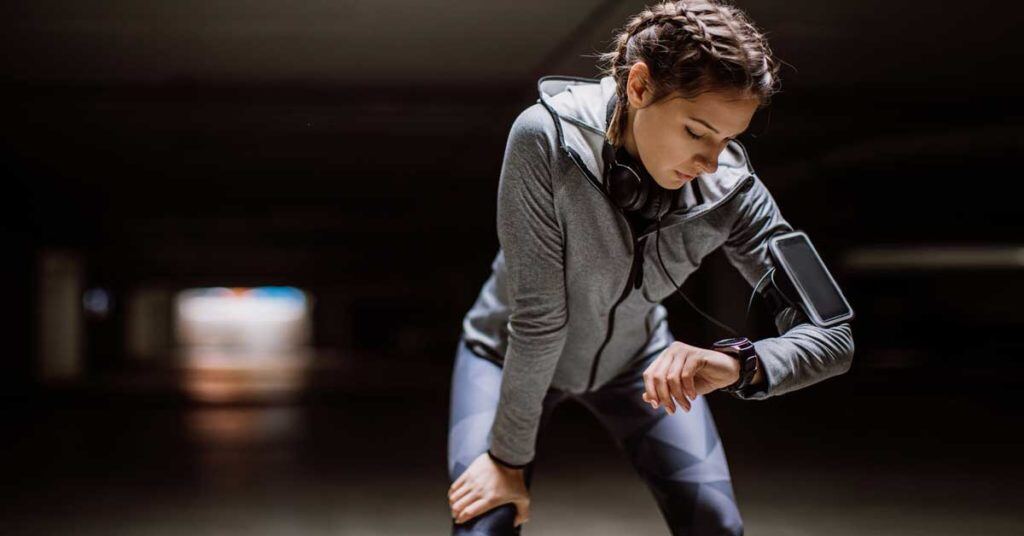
[660,486,743,536]
[448,341,504,479]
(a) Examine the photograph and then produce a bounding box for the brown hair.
[600,0,781,146]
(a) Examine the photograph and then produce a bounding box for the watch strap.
[713,337,758,395]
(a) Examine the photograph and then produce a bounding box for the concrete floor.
[1,361,1022,535]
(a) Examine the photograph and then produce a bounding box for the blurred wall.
[2,0,1023,386]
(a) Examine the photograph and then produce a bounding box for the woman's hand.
[448,452,530,527]
[641,341,740,414]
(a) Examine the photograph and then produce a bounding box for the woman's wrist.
[487,449,528,472]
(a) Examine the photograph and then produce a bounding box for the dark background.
[2,1,1023,534]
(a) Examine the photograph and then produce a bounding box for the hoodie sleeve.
[487,104,569,467]
[720,174,854,400]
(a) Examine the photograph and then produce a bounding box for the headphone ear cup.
[639,186,672,222]
[606,163,647,212]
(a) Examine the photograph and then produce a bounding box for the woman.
[446,1,854,534]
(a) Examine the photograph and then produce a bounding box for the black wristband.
[487,449,529,470]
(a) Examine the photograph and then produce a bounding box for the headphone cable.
[653,215,773,339]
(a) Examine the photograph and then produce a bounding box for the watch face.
[714,337,749,348]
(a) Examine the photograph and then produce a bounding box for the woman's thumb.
[513,501,530,527]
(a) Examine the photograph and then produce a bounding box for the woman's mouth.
[674,170,695,181]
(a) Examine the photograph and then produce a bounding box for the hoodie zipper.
[585,230,645,391]
[563,147,648,391]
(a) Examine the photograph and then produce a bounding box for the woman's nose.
[696,154,718,175]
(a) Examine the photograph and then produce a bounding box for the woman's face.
[623,63,761,190]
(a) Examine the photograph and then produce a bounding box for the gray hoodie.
[461,75,854,467]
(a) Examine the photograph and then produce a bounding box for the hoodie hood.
[536,75,754,212]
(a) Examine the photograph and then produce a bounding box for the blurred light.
[181,347,311,404]
[186,407,301,446]
[175,286,311,349]
[175,286,313,403]
[82,287,111,318]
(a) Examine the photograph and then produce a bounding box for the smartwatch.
[712,337,758,396]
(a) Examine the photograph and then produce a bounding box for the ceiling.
[2,0,1021,94]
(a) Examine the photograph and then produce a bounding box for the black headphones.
[602,95,676,222]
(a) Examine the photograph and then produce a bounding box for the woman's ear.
[626,62,653,108]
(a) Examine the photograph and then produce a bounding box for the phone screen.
[772,233,853,326]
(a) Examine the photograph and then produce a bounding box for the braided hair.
[600,0,781,146]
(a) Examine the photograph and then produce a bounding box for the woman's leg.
[578,349,744,536]
[447,338,565,535]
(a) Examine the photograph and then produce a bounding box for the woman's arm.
[488,104,569,466]
[721,175,854,400]
[448,104,566,527]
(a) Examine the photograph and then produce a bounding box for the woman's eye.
[685,127,704,140]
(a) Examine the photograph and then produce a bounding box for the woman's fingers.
[646,349,699,413]
[656,377,674,413]
[448,481,473,505]
[680,352,701,400]
[455,497,495,524]
[451,489,480,519]
[644,354,669,409]
[642,358,662,407]
[643,344,718,415]
[448,480,463,499]
[665,353,691,413]
[652,356,675,413]
[449,474,467,495]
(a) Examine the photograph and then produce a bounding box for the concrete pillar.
[125,287,173,360]
[37,250,83,381]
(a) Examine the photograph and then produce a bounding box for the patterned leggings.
[447,337,744,535]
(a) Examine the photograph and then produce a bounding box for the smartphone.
[768,231,854,328]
